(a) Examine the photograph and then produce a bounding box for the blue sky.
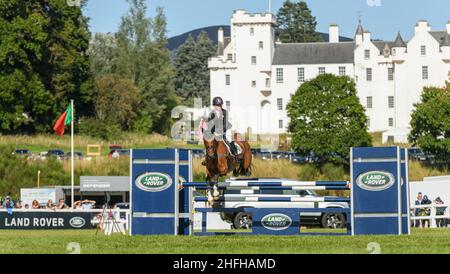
[84,0,450,41]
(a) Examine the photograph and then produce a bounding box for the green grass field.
[0,229,449,254]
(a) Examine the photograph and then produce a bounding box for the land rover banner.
[0,212,93,230]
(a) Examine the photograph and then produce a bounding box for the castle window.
[227,54,233,61]
[251,81,256,88]
[251,56,257,65]
[388,118,394,127]
[366,68,372,81]
[365,50,370,60]
[388,96,394,108]
[277,98,283,110]
[279,120,283,129]
[318,67,326,75]
[422,66,429,80]
[367,97,373,109]
[265,78,271,88]
[259,41,264,50]
[276,68,284,83]
[250,28,254,36]
[421,45,426,56]
[388,68,394,81]
[298,67,305,82]
[226,101,231,111]
[225,74,231,86]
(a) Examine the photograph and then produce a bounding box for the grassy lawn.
[0,228,449,254]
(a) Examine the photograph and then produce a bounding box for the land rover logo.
[356,171,395,191]
[69,217,85,228]
[136,172,172,192]
[261,213,292,231]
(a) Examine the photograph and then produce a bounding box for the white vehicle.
[216,188,349,229]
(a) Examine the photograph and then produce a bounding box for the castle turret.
[355,23,364,46]
[392,32,407,61]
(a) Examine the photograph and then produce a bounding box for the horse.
[203,133,252,205]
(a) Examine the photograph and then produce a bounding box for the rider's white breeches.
[225,130,232,142]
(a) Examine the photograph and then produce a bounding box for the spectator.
[31,200,40,209]
[420,195,432,228]
[45,200,54,210]
[80,199,96,209]
[434,197,447,228]
[73,200,84,210]
[112,150,120,159]
[413,192,423,227]
[14,200,22,209]
[3,196,14,215]
[2,196,14,209]
[55,199,69,209]
[24,204,30,209]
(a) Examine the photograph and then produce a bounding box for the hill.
[167,26,353,51]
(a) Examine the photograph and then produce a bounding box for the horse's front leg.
[212,174,220,201]
[206,174,215,206]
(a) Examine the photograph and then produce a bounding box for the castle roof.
[430,31,450,46]
[393,32,407,48]
[355,24,364,36]
[273,42,355,65]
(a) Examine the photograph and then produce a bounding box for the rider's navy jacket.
[206,108,232,136]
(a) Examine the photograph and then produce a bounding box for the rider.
[206,96,239,157]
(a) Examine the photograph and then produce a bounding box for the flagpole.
[71,99,75,209]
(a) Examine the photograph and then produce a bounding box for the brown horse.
[203,133,252,205]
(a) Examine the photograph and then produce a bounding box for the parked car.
[66,151,83,160]
[251,148,263,155]
[408,148,435,162]
[115,202,129,209]
[215,186,349,229]
[47,149,66,160]
[291,153,309,164]
[256,151,273,160]
[109,149,130,158]
[12,149,31,158]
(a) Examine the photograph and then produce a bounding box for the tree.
[89,33,116,77]
[94,75,140,130]
[194,31,215,104]
[276,0,322,43]
[40,0,94,126]
[0,0,52,133]
[409,82,450,161]
[287,74,372,165]
[174,31,215,105]
[114,1,178,134]
[0,0,93,133]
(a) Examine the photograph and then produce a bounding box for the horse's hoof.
[207,191,214,205]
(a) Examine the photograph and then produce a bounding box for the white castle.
[208,10,450,143]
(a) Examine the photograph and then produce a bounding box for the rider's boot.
[224,139,238,156]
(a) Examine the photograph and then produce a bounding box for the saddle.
[223,141,243,156]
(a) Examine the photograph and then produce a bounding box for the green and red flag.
[53,104,73,136]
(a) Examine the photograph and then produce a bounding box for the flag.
[198,109,207,141]
[53,104,73,136]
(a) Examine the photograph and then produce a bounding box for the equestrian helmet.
[212,97,224,106]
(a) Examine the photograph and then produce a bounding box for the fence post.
[430,204,437,228]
